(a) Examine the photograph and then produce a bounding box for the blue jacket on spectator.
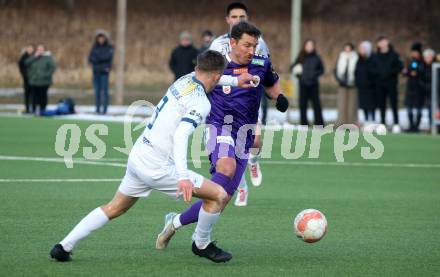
[88,30,113,74]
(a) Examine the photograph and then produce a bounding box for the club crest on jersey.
[222,86,231,94]
[233,67,248,75]
[251,75,260,87]
[251,58,265,66]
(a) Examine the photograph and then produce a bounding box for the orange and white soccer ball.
[294,209,327,243]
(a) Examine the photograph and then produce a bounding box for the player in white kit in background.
[209,2,271,206]
[49,51,235,264]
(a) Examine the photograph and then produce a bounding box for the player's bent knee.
[215,187,228,206]
[101,203,127,220]
[221,195,232,211]
[216,158,236,178]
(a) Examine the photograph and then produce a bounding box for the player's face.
[204,71,222,92]
[230,33,258,65]
[212,72,222,87]
[226,8,248,28]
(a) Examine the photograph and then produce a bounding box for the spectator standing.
[335,43,359,126]
[88,30,113,115]
[404,42,424,132]
[26,44,56,115]
[291,39,325,126]
[198,30,214,54]
[370,36,403,133]
[18,45,34,113]
[169,31,198,80]
[355,41,376,124]
[419,48,437,128]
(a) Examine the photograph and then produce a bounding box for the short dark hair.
[197,50,226,73]
[201,30,214,37]
[226,2,248,15]
[230,21,261,42]
[376,35,388,42]
[344,42,354,51]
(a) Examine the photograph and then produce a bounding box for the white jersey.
[139,72,211,179]
[209,33,270,58]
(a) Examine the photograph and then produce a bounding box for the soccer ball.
[294,209,327,243]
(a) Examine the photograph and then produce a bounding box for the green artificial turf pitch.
[0,116,439,276]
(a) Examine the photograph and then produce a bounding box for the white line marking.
[0,155,126,167]
[0,155,439,169]
[256,160,440,169]
[0,178,120,183]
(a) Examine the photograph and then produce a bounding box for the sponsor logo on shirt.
[251,58,265,66]
[189,110,203,121]
[233,67,248,75]
[222,86,231,94]
[216,136,235,146]
[170,86,181,100]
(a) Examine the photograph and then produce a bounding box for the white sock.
[60,207,109,252]
[194,207,220,249]
[173,214,182,229]
[238,175,248,190]
[249,151,260,164]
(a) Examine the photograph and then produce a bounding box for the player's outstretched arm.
[218,73,258,88]
[266,81,289,112]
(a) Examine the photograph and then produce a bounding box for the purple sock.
[179,200,203,226]
[179,172,231,226]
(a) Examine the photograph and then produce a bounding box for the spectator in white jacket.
[335,43,359,126]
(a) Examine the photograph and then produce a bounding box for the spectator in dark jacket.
[25,44,56,115]
[198,30,214,54]
[88,30,113,114]
[370,36,404,133]
[420,48,437,127]
[18,45,34,113]
[355,41,376,124]
[169,31,198,80]
[290,39,325,125]
[404,42,424,132]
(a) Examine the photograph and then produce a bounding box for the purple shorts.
[205,125,249,196]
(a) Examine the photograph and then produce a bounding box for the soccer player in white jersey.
[50,51,234,263]
[210,2,270,206]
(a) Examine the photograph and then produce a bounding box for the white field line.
[0,155,439,169]
[0,155,126,167]
[0,178,120,182]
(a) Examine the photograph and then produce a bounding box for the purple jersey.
[206,54,279,150]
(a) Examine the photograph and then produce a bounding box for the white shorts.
[118,140,204,198]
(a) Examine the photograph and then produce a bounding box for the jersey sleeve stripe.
[181,117,198,128]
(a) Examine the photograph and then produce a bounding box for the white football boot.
[234,187,248,207]
[249,161,262,187]
[156,212,177,250]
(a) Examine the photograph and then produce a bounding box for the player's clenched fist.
[177,179,194,203]
[237,72,259,88]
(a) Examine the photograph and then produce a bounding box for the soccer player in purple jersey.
[156,21,289,251]
[210,2,273,206]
